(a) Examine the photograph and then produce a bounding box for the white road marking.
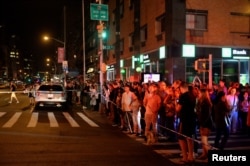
[2,112,22,128]
[48,112,59,127]
[27,112,38,127]
[77,112,99,127]
[62,112,80,127]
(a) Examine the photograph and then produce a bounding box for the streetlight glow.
[43,35,65,45]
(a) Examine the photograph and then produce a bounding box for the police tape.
[98,93,218,150]
[0,90,217,150]
[0,90,92,94]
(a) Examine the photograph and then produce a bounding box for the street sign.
[90,3,109,21]
[103,45,114,50]
[62,61,68,72]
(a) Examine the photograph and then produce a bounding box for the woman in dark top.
[176,82,196,163]
[196,88,213,160]
[213,91,231,150]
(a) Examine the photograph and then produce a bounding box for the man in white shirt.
[121,84,134,133]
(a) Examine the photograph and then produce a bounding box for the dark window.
[39,85,63,91]
[186,10,208,30]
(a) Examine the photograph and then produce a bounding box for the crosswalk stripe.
[27,112,38,127]
[0,111,99,128]
[77,112,99,127]
[48,112,59,127]
[62,112,80,127]
[2,112,22,128]
[0,112,6,117]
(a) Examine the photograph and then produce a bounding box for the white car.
[35,83,67,107]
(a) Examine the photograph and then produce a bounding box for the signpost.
[90,3,109,21]
[90,1,109,111]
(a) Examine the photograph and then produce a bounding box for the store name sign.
[233,49,247,55]
[144,54,149,59]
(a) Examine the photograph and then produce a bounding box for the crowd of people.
[90,78,250,163]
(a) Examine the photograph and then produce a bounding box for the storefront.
[185,46,250,86]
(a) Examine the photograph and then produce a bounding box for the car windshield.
[38,85,63,91]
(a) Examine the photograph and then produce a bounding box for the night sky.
[0,0,75,69]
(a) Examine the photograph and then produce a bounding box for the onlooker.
[214,91,231,150]
[175,81,197,163]
[28,84,35,106]
[163,86,177,142]
[9,81,19,104]
[89,84,98,111]
[239,91,249,134]
[218,79,228,95]
[196,88,213,160]
[82,82,90,108]
[157,81,168,137]
[143,83,161,141]
[226,87,239,133]
[130,93,142,136]
[66,81,73,106]
[121,84,134,132]
[247,105,250,137]
[75,81,81,105]
[110,82,122,126]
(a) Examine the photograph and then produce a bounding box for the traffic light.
[96,23,107,39]
[102,30,107,38]
[194,59,207,71]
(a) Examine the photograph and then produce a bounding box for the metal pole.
[82,0,86,83]
[64,6,67,87]
[209,54,212,89]
[99,0,104,103]
[64,6,66,60]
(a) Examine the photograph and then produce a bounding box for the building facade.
[100,0,250,86]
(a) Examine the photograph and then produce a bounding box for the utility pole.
[82,0,86,83]
[98,0,104,103]
[90,0,108,107]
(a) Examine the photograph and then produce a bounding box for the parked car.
[35,83,67,107]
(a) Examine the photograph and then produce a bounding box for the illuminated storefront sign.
[222,48,249,58]
[222,47,232,58]
[232,49,247,55]
[182,44,195,57]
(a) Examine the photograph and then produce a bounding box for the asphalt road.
[1,90,249,166]
[0,90,173,166]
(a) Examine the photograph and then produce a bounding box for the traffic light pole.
[208,54,212,89]
[194,54,212,88]
[99,0,104,104]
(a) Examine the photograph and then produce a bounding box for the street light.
[43,35,67,86]
[43,36,65,45]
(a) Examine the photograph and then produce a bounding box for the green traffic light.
[102,31,107,38]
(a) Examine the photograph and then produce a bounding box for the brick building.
[92,0,250,86]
